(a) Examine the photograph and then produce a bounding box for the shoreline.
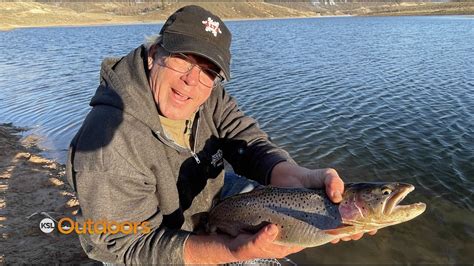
[0,14,342,32]
[2,12,472,32]
[2,1,473,32]
[0,123,95,264]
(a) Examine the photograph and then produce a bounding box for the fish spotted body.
[207,182,426,247]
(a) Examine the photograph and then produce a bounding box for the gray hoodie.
[66,45,293,264]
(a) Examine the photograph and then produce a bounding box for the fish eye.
[382,188,392,195]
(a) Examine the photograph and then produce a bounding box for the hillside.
[1,2,315,31]
[1,1,473,31]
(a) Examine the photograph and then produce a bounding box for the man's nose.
[181,66,200,86]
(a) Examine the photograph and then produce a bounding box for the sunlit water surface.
[0,16,473,264]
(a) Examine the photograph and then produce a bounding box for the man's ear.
[147,44,157,70]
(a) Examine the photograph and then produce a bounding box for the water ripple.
[1,17,473,264]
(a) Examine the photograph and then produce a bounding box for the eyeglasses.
[158,46,224,88]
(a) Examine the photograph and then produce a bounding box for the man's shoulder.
[74,106,150,150]
[70,106,155,172]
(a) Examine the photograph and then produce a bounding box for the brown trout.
[206,182,426,247]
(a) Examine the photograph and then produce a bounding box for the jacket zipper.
[190,115,201,164]
[190,151,201,164]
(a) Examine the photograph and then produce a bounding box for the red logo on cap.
[202,17,222,37]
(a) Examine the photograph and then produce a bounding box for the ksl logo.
[39,218,55,233]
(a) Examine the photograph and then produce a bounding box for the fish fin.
[190,212,210,234]
[322,225,357,236]
[217,226,241,237]
[240,221,271,235]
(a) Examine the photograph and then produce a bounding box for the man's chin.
[163,110,194,120]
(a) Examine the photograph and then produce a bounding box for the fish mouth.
[384,184,426,216]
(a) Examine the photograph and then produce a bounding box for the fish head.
[339,182,426,228]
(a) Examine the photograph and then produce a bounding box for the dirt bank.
[0,123,97,264]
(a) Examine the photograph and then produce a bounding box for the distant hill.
[1,1,473,31]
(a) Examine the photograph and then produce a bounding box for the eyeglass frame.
[156,44,225,88]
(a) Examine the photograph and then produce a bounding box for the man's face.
[148,46,217,120]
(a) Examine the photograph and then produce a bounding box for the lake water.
[0,16,473,264]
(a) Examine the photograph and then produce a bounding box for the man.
[66,5,374,264]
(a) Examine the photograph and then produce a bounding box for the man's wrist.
[270,162,337,189]
[269,161,307,187]
[183,234,237,264]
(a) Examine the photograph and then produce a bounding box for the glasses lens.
[200,68,223,87]
[166,53,223,88]
[167,55,191,73]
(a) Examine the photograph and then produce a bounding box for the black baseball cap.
[159,5,232,81]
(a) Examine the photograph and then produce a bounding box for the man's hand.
[184,224,303,264]
[270,161,377,243]
[228,224,304,261]
[329,229,378,244]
